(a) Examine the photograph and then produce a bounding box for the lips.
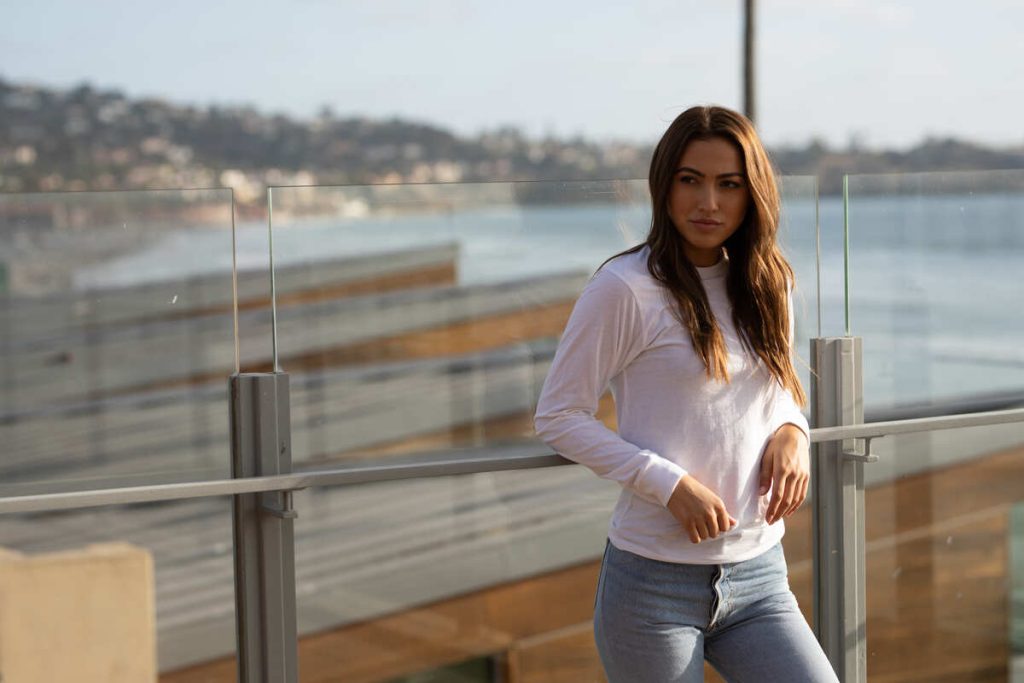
[689,219,722,231]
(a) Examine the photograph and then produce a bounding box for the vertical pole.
[810,337,866,682]
[230,372,298,683]
[743,0,757,123]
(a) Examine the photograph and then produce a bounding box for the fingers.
[767,471,795,524]
[782,475,806,518]
[783,476,810,518]
[762,425,812,523]
[717,507,734,535]
[683,466,810,540]
[689,507,733,543]
[782,479,801,517]
[769,472,810,523]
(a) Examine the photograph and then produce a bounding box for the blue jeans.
[593,540,839,682]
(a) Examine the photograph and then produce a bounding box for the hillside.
[1,78,1022,207]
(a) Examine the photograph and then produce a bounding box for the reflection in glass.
[844,170,1024,680]
[0,189,247,496]
[291,470,614,682]
[864,422,1024,680]
[844,170,1024,409]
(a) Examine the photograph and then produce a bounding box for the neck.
[687,248,723,267]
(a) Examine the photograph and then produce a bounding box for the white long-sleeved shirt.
[534,245,809,564]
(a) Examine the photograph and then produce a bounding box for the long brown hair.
[601,105,806,407]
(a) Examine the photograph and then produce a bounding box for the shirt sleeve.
[769,286,811,441]
[533,269,688,507]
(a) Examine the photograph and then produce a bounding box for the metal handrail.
[1,407,1022,515]
[811,406,1024,442]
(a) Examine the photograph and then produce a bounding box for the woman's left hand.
[759,424,810,524]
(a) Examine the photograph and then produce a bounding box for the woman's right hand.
[667,475,738,543]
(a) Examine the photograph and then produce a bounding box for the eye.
[720,180,744,189]
[679,175,699,185]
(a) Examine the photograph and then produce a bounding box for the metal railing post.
[229,372,298,683]
[810,337,866,683]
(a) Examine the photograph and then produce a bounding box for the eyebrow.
[676,166,746,179]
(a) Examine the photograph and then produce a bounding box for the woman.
[533,106,837,682]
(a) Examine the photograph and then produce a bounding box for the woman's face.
[667,136,751,267]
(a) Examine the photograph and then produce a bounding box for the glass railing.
[291,471,611,681]
[844,170,1024,410]
[266,180,651,470]
[8,171,1019,681]
[0,189,252,496]
[844,171,1024,680]
[262,178,820,681]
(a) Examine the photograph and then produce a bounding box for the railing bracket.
[841,435,879,463]
[262,490,299,519]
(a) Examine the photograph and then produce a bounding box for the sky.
[2,0,1022,150]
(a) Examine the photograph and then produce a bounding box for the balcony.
[1,173,1022,682]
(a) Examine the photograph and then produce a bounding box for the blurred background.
[1,2,1023,682]
[2,0,1023,206]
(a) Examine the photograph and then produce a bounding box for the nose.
[698,184,719,213]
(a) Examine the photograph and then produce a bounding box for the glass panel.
[267,180,648,469]
[0,189,241,496]
[0,499,235,679]
[845,170,1024,679]
[844,170,1024,410]
[267,178,821,681]
[864,421,1024,680]
[267,178,818,468]
[818,181,848,338]
[289,470,614,682]
[778,175,820,390]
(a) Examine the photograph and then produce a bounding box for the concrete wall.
[0,543,155,682]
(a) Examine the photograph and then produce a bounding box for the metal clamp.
[261,490,298,519]
[841,435,880,463]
